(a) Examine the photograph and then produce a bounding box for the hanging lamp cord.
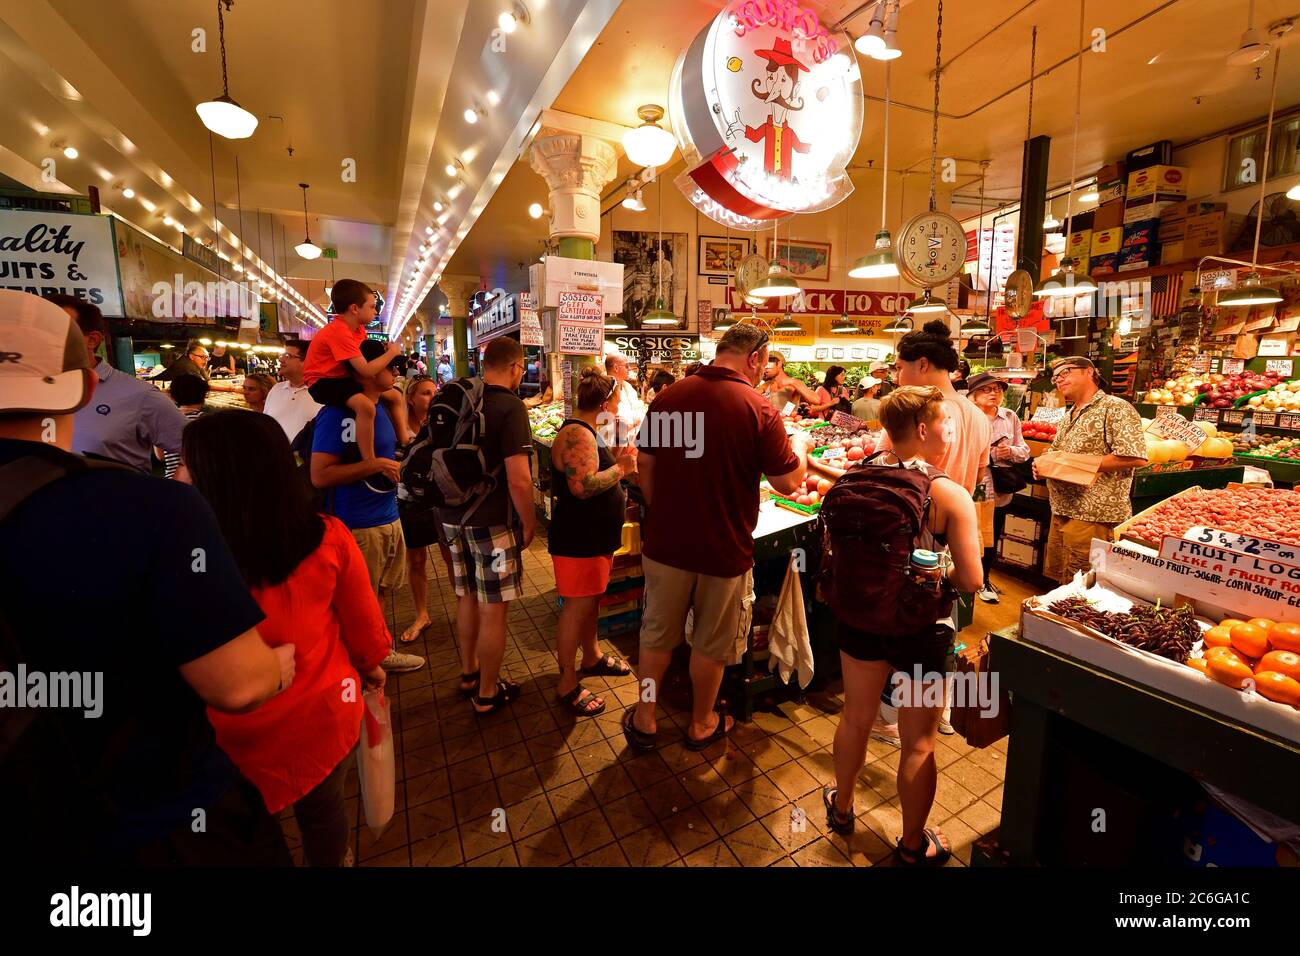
[928,0,943,213]
[217,0,232,97]
[881,61,891,232]
[301,185,312,243]
[1252,46,1281,269]
[1026,26,1036,143]
[1063,0,1085,243]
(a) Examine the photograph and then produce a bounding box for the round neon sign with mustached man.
[669,0,862,229]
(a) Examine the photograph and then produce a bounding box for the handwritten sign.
[1191,355,1211,373]
[1193,406,1219,423]
[1253,411,1278,428]
[1221,358,1245,375]
[781,401,796,417]
[520,293,543,347]
[1222,409,1246,427]
[556,291,604,355]
[1281,412,1300,431]
[1031,406,1067,424]
[829,410,867,431]
[1182,527,1300,562]
[1266,358,1296,377]
[1157,536,1300,615]
[1150,414,1207,451]
[1155,404,1183,420]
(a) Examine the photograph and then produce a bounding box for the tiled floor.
[280,533,1035,867]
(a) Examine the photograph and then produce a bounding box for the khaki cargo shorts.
[640,555,753,664]
[352,520,408,594]
[1043,515,1116,584]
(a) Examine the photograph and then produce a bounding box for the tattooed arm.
[557,423,630,500]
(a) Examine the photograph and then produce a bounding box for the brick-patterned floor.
[279,532,1031,867]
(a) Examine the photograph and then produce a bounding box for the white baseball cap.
[0,290,93,415]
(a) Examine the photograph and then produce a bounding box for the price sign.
[520,296,543,347]
[1193,406,1220,423]
[1253,411,1278,428]
[1155,404,1183,420]
[1221,358,1245,375]
[1031,406,1067,424]
[1182,527,1300,562]
[781,401,796,417]
[1151,413,1208,451]
[829,410,867,431]
[1266,358,1296,377]
[1191,355,1210,373]
[1222,409,1246,426]
[1281,412,1300,431]
[556,291,604,356]
[822,445,847,462]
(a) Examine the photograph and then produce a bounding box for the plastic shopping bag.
[356,689,395,835]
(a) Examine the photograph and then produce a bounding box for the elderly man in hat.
[1033,357,1147,583]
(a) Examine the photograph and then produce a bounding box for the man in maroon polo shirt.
[623,324,812,752]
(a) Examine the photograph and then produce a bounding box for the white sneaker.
[381,650,426,673]
[870,718,901,748]
[977,584,1000,604]
[938,713,955,736]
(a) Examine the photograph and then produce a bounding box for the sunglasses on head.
[750,334,770,357]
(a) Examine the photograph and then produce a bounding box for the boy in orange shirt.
[303,280,411,487]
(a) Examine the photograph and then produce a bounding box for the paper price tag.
[1155,404,1183,420]
[1281,412,1300,431]
[829,410,866,431]
[1266,358,1296,376]
[1151,413,1208,451]
[1252,411,1278,428]
[1193,406,1220,423]
[1221,358,1245,375]
[782,401,796,417]
[1031,406,1067,424]
[1222,409,1246,426]
[1181,526,1300,562]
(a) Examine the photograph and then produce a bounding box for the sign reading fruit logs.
[670,0,863,229]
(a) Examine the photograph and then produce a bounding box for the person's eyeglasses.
[1051,368,1078,384]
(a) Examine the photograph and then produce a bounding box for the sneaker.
[869,718,901,748]
[380,650,426,673]
[977,584,1000,604]
[938,715,955,736]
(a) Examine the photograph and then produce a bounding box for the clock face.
[735,253,769,296]
[896,212,967,288]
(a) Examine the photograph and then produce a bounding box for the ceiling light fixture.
[855,1,887,57]
[425,225,434,235]
[907,289,949,314]
[883,314,913,334]
[195,0,259,140]
[774,311,802,332]
[751,218,801,300]
[880,1,902,60]
[528,202,544,219]
[1218,271,1283,306]
[621,186,646,212]
[464,107,481,125]
[498,3,528,34]
[830,312,857,333]
[122,187,135,199]
[604,313,629,330]
[61,145,78,160]
[446,159,463,177]
[622,105,676,168]
[433,201,444,212]
[294,183,322,260]
[1228,0,1271,65]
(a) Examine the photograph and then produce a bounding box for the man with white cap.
[43,293,187,473]
[0,290,296,864]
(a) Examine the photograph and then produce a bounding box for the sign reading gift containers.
[0,210,124,314]
[556,291,604,355]
[670,0,862,228]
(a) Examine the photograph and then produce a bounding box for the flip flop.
[578,654,632,677]
[558,685,606,717]
[683,712,734,751]
[458,670,480,696]
[399,621,431,645]
[621,708,657,752]
[894,828,952,867]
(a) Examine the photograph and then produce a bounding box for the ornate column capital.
[438,275,480,318]
[528,134,619,244]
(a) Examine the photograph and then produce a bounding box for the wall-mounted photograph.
[698,235,752,278]
[768,239,831,283]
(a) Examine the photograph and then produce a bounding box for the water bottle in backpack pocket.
[399,377,500,518]
[819,452,957,635]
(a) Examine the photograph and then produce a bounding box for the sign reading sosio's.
[670,0,862,229]
[0,210,124,314]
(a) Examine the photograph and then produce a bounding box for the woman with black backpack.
[819,385,983,865]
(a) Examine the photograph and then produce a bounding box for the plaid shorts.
[442,523,524,604]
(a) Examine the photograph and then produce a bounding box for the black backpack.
[399,377,500,526]
[0,448,138,860]
[819,451,957,635]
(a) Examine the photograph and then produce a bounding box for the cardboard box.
[1163,199,1226,223]
[1004,514,1042,542]
[1183,211,1246,258]
[1122,219,1161,248]
[1090,228,1122,255]
[1091,252,1119,274]
[1096,161,1126,185]
[1127,164,1189,198]
[1096,179,1125,204]
[1160,240,1187,265]
[1067,230,1091,273]
[1118,243,1159,271]
[1125,140,1173,171]
[998,537,1040,569]
[1094,199,1124,230]
[1124,193,1184,224]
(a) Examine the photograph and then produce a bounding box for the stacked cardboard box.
[1157,200,1240,264]
[1066,229,1092,273]
[1119,219,1161,272]
[1123,164,1188,226]
[1090,226,1122,275]
[1093,161,1126,230]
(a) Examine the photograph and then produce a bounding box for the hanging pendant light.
[907,289,949,314]
[830,312,857,333]
[604,313,629,330]
[850,63,899,279]
[642,176,679,326]
[883,314,913,333]
[196,1,258,140]
[622,105,677,168]
[774,311,803,332]
[751,219,801,299]
[295,183,322,260]
[713,310,736,332]
[1218,272,1283,306]
[621,186,646,211]
[960,316,992,335]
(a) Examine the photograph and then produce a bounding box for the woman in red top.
[182,410,391,866]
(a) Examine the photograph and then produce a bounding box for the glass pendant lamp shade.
[749,262,801,299]
[883,314,913,333]
[1034,258,1098,297]
[622,105,676,168]
[907,289,948,314]
[642,299,678,326]
[197,95,258,139]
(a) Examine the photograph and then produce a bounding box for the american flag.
[1149,273,1183,319]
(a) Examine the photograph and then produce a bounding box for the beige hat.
[0,291,93,415]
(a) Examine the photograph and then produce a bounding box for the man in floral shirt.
[1034,357,1147,582]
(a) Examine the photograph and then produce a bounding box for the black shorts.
[399,502,446,549]
[837,621,955,679]
[308,376,363,408]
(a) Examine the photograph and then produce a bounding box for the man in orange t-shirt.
[303,280,410,485]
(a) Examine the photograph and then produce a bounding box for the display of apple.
[817,478,833,496]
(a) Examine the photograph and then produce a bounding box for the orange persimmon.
[1229,622,1271,660]
[1202,625,1234,648]
[1268,622,1300,653]
[1253,672,1300,708]
[1257,650,1300,681]
[1207,653,1256,689]
[1186,657,1210,675]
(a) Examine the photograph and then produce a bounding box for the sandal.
[621,708,657,752]
[894,828,952,867]
[683,711,734,751]
[558,685,606,717]
[458,670,480,696]
[578,654,632,678]
[399,620,431,645]
[471,679,522,715]
[822,787,855,836]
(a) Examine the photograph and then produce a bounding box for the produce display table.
[985,625,1300,866]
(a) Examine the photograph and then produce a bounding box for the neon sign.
[669,0,861,229]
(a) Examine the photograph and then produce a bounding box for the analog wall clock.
[1004,269,1034,319]
[895,211,966,288]
[734,253,769,303]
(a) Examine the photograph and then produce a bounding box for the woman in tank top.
[548,366,638,717]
